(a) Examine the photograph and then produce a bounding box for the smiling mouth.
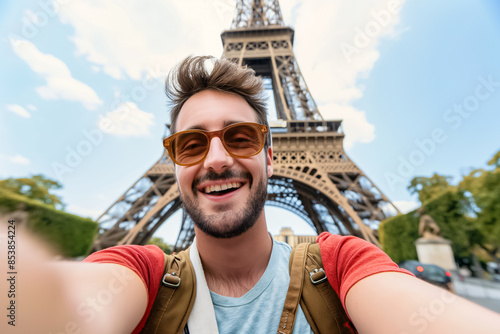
[203,182,242,195]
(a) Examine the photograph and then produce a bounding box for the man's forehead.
[180,119,251,132]
[175,90,259,131]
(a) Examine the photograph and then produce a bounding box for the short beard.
[180,169,268,239]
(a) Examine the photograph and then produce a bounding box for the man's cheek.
[176,169,194,195]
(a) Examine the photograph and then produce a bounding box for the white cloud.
[27,104,37,111]
[58,0,233,81]
[10,38,103,110]
[394,200,420,214]
[7,104,31,118]
[319,103,375,149]
[55,0,407,147]
[98,102,155,137]
[0,154,31,165]
[280,0,407,147]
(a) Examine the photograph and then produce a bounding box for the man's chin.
[195,225,248,239]
[192,211,253,239]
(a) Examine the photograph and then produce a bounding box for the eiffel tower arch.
[92,0,399,252]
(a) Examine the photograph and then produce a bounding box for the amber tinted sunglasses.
[163,122,269,166]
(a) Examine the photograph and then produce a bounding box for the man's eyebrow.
[223,120,244,127]
[183,124,207,131]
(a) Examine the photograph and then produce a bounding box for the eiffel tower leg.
[273,137,384,247]
[336,193,379,246]
[118,184,180,245]
[300,195,326,233]
[134,198,182,245]
[299,189,358,238]
[293,180,360,237]
[268,176,368,241]
[269,50,292,120]
[326,202,361,237]
[92,153,181,251]
[173,210,195,252]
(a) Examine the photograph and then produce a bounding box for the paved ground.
[452,275,500,313]
[462,296,500,313]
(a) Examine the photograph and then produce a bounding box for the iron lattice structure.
[92,0,399,252]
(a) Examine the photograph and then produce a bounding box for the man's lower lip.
[201,186,243,200]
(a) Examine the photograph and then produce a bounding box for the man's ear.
[266,146,273,177]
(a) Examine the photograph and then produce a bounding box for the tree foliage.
[459,149,500,263]
[0,189,97,257]
[148,237,172,254]
[488,150,500,168]
[380,189,476,263]
[401,149,500,265]
[0,174,64,209]
[420,190,478,258]
[386,150,500,265]
[379,212,419,263]
[408,173,455,204]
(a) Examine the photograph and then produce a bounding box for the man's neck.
[194,218,273,297]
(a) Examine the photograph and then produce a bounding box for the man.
[3,56,500,334]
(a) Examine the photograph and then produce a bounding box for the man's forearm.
[346,272,500,334]
[0,227,147,333]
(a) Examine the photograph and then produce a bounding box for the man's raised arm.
[0,228,147,333]
[317,232,500,333]
[346,272,500,333]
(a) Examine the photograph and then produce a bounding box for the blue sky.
[1,0,499,244]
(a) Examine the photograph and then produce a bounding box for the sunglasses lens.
[171,132,208,165]
[224,124,264,156]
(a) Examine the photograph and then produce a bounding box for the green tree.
[148,237,172,254]
[459,149,500,265]
[408,173,455,204]
[0,174,64,209]
[488,150,500,168]
[380,190,476,262]
[406,174,478,260]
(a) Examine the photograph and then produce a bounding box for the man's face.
[174,90,273,238]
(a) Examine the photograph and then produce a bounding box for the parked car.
[487,262,500,282]
[398,260,454,291]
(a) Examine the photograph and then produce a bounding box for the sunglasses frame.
[163,122,269,166]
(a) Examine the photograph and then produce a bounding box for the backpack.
[141,243,357,334]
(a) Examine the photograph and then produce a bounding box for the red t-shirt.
[316,232,413,308]
[84,232,412,333]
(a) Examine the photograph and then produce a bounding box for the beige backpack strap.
[300,243,357,334]
[277,243,308,334]
[141,249,196,334]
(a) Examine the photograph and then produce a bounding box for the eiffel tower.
[92,0,399,252]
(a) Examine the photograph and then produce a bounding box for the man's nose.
[203,137,233,172]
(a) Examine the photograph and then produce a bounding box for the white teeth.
[204,182,242,194]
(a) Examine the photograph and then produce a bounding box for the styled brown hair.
[165,56,270,147]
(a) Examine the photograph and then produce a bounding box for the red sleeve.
[317,232,414,311]
[83,245,165,333]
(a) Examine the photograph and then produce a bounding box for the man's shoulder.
[273,232,354,258]
[83,244,165,268]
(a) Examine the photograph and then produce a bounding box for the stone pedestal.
[415,237,456,271]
